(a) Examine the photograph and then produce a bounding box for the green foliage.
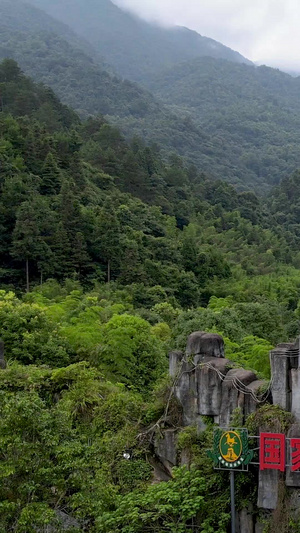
[177,425,199,452]
[151,321,172,342]
[0,57,77,129]
[147,57,300,192]
[247,405,294,434]
[225,336,273,379]
[172,292,298,378]
[98,466,230,533]
[230,407,244,428]
[0,362,148,531]
[0,291,71,366]
[1,59,300,319]
[1,46,300,533]
[3,2,300,193]
[151,302,181,326]
[95,314,166,391]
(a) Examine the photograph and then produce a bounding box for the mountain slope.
[2,63,300,533]
[0,58,77,129]
[0,0,230,187]
[1,57,298,300]
[2,0,300,192]
[0,0,104,66]
[27,0,252,83]
[145,56,300,188]
[0,0,166,118]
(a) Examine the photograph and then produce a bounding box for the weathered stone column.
[219,369,257,427]
[186,331,225,359]
[257,469,280,510]
[155,429,178,472]
[244,380,268,418]
[173,357,198,426]
[236,507,254,533]
[196,355,231,416]
[169,350,183,378]
[271,341,299,411]
[291,369,300,423]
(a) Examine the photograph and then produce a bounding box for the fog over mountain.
[26,0,251,83]
[114,0,300,71]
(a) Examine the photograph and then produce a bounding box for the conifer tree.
[11,197,54,291]
[92,201,121,282]
[40,152,61,195]
[72,231,91,278]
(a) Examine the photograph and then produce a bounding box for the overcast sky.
[114,0,300,71]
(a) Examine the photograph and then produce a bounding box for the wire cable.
[178,356,272,404]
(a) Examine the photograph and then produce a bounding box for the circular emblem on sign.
[219,431,242,464]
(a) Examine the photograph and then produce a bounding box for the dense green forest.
[146,57,300,189]
[3,0,300,193]
[0,0,102,64]
[0,0,215,185]
[1,58,300,530]
[0,0,157,118]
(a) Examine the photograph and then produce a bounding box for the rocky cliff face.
[156,331,300,531]
[170,331,266,429]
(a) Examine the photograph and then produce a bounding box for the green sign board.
[207,428,253,471]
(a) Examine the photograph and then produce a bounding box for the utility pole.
[230,470,236,533]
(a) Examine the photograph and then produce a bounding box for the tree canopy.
[1,58,300,532]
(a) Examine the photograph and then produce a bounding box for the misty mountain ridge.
[2,0,300,193]
[26,0,252,83]
[0,0,158,117]
[0,0,220,183]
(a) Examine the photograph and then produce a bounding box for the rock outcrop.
[154,331,300,531]
[270,342,299,412]
[172,333,261,429]
[186,331,225,359]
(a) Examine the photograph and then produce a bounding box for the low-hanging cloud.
[113,0,300,70]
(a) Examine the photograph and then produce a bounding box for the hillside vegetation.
[146,57,300,189]
[0,59,300,378]
[0,0,158,118]
[1,56,300,531]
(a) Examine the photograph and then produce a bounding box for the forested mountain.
[27,0,251,83]
[1,2,300,530]
[0,0,103,65]
[145,57,300,189]
[0,58,77,128]
[0,59,265,296]
[2,1,300,192]
[2,59,300,532]
[0,0,225,185]
[0,58,295,293]
[0,58,299,310]
[0,0,157,117]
